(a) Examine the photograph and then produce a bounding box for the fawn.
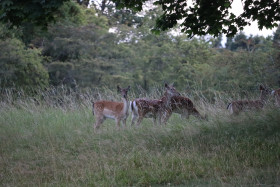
[170,95,206,119]
[227,85,271,115]
[131,83,180,126]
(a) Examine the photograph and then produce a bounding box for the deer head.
[117,85,130,99]
[259,85,272,101]
[164,83,180,98]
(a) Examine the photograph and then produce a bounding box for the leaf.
[186,30,193,34]
[151,28,161,35]
[1,0,14,7]
[229,13,236,19]
[224,2,231,8]
[273,23,279,27]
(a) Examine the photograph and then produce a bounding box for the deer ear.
[127,86,131,90]
[165,83,169,88]
[259,85,264,90]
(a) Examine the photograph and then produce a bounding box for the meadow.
[0,87,280,186]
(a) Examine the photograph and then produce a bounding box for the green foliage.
[1,0,278,38]
[273,25,280,79]
[0,0,70,28]
[0,23,22,40]
[55,1,86,25]
[42,22,121,87]
[38,8,280,94]
[0,2,279,95]
[0,38,49,89]
[100,3,144,28]
[111,0,280,37]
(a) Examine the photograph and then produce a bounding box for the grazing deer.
[271,88,280,107]
[170,96,206,120]
[227,85,271,115]
[131,83,180,126]
[92,85,130,129]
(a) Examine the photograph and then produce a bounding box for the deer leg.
[94,116,105,129]
[121,118,127,127]
[158,115,162,125]
[115,118,121,129]
[180,109,189,119]
[161,110,172,125]
[131,112,138,126]
[152,116,158,126]
[157,112,162,125]
[192,108,204,119]
[136,115,144,126]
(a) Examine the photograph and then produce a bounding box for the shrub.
[0,38,49,90]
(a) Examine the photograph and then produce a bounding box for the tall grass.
[0,87,279,186]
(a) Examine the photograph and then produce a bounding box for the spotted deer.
[272,88,280,107]
[170,96,206,120]
[227,85,271,115]
[92,85,130,129]
[131,83,180,126]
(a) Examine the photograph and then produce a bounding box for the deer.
[131,83,181,126]
[227,85,271,115]
[271,88,280,107]
[92,85,130,129]
[169,95,207,120]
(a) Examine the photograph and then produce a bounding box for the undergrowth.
[0,88,279,186]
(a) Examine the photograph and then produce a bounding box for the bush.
[0,38,49,89]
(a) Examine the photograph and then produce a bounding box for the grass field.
[0,89,280,186]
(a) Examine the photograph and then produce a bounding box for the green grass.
[0,104,280,186]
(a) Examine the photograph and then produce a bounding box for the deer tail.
[131,100,138,115]
[131,101,134,111]
[227,103,232,110]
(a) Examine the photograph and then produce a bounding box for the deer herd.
[92,83,280,129]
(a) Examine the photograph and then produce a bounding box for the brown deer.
[272,88,280,107]
[131,83,180,126]
[227,85,271,115]
[92,85,130,129]
[170,96,206,120]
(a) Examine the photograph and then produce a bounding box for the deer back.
[231,100,263,110]
[133,98,162,116]
[228,85,272,114]
[93,100,125,117]
[170,96,195,110]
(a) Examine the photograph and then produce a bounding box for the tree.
[225,32,271,51]
[0,0,70,27]
[0,38,49,89]
[0,0,70,28]
[112,0,280,37]
[225,32,247,50]
[0,0,115,29]
[273,25,280,86]
[210,35,223,48]
[2,0,279,38]
[76,0,90,7]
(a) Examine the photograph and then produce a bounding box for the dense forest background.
[1,1,280,98]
